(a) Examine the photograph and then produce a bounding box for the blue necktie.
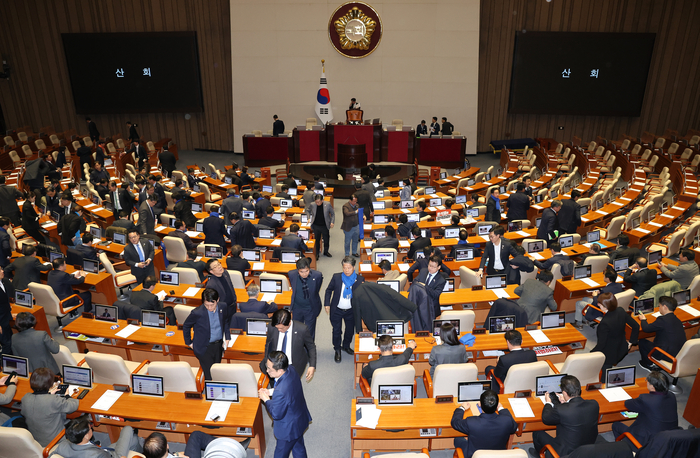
[281,331,288,355]
[136,243,145,262]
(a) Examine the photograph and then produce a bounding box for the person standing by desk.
[416,120,428,137]
[272,115,285,137]
[183,288,230,380]
[477,226,517,278]
[341,195,362,258]
[205,259,238,324]
[124,229,155,286]
[441,117,454,135]
[324,256,365,363]
[429,117,440,137]
[537,199,561,246]
[289,257,323,340]
[306,193,335,260]
[506,182,531,221]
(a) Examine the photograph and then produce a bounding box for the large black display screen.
[62,32,204,114]
[508,32,655,116]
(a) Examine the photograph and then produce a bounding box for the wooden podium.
[337,143,367,172]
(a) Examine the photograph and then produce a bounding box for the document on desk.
[517,231,530,237]
[360,264,372,272]
[581,278,600,288]
[647,222,662,227]
[482,350,505,357]
[227,335,239,348]
[636,228,651,234]
[252,262,266,271]
[91,390,123,411]
[270,239,282,246]
[399,240,410,248]
[492,289,509,299]
[398,263,410,272]
[529,252,544,260]
[183,287,202,297]
[364,224,372,230]
[481,235,490,242]
[261,293,277,303]
[206,400,231,422]
[507,398,535,418]
[527,330,550,344]
[679,305,700,317]
[599,387,632,403]
[356,404,382,429]
[401,209,410,214]
[155,225,167,231]
[532,205,542,210]
[672,206,684,211]
[155,291,167,301]
[651,311,662,318]
[115,324,140,338]
[186,231,201,237]
[358,338,379,353]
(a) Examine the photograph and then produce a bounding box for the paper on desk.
[364,224,372,230]
[270,239,282,246]
[528,330,550,343]
[620,197,631,201]
[186,231,201,237]
[42,222,57,228]
[616,276,624,283]
[155,225,166,232]
[115,324,140,338]
[581,278,600,288]
[430,194,439,198]
[360,264,372,272]
[581,218,589,223]
[612,202,624,206]
[482,350,505,357]
[399,240,410,248]
[672,206,684,211]
[659,214,673,219]
[517,231,530,237]
[356,404,382,429]
[651,311,662,318]
[261,293,277,303]
[91,390,123,411]
[679,305,700,317]
[358,338,379,353]
[206,400,231,421]
[599,387,632,403]
[648,222,662,227]
[183,287,201,297]
[252,262,265,270]
[401,209,410,214]
[481,235,490,242]
[530,252,544,260]
[492,288,509,299]
[92,207,105,212]
[398,263,410,272]
[227,335,239,348]
[428,207,436,212]
[636,228,651,234]
[84,203,97,209]
[508,398,535,417]
[155,291,167,301]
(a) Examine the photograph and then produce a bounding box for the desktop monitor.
[254,170,261,178]
[280,251,301,264]
[2,355,29,378]
[440,172,447,180]
[377,280,400,293]
[204,246,223,259]
[425,186,436,194]
[540,311,566,330]
[375,190,385,198]
[287,188,297,196]
[465,208,479,218]
[131,374,164,397]
[192,198,203,208]
[485,275,507,289]
[535,374,566,397]
[613,258,629,272]
[400,200,414,209]
[579,205,589,216]
[297,230,310,241]
[535,194,544,204]
[432,319,460,337]
[83,259,100,274]
[195,222,204,232]
[246,318,270,336]
[648,250,662,265]
[141,310,166,328]
[90,226,102,238]
[260,279,282,293]
[499,185,507,194]
[454,248,474,261]
[374,215,388,224]
[377,384,414,406]
[633,298,655,316]
[528,241,545,253]
[242,210,255,220]
[112,232,127,245]
[586,230,601,243]
[455,195,467,204]
[596,200,605,210]
[374,251,396,264]
[159,271,179,286]
[442,278,455,292]
[573,265,591,280]
[95,304,118,323]
[376,320,404,338]
[467,179,475,186]
[51,211,61,222]
[478,225,493,235]
[458,381,491,402]
[488,315,516,333]
[406,213,420,223]
[62,365,93,388]
[204,381,239,402]
[420,229,430,238]
[630,217,641,229]
[508,221,522,232]
[647,209,657,222]
[372,201,386,211]
[429,198,442,207]
[49,251,64,263]
[559,235,574,248]
[605,366,636,388]
[279,199,292,208]
[262,185,273,193]
[673,289,691,306]
[257,228,275,239]
[444,228,459,239]
[14,291,33,308]
[224,176,233,185]
[241,250,261,262]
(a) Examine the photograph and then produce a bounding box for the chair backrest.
[432,363,479,397]
[0,426,44,458]
[587,141,597,152]
[52,345,81,369]
[210,363,260,397]
[559,233,581,245]
[665,230,686,257]
[521,239,547,254]
[671,339,700,378]
[458,266,481,289]
[474,172,484,183]
[681,148,693,160]
[370,365,415,399]
[165,191,175,211]
[605,216,626,240]
[84,352,133,385]
[519,268,537,284]
[614,289,636,311]
[162,236,188,263]
[305,117,317,129]
[558,352,605,385]
[98,252,117,277]
[472,450,528,458]
[653,137,665,149]
[688,274,700,300]
[439,311,476,333]
[147,361,197,393]
[173,304,193,325]
[583,255,610,275]
[648,155,659,168]
[259,272,289,291]
[549,264,562,290]
[397,273,408,292]
[474,221,499,236]
[172,267,201,285]
[502,361,550,394]
[27,282,62,317]
[228,270,247,289]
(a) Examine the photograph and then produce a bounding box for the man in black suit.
[166,220,197,252]
[86,117,100,142]
[414,255,448,318]
[202,205,227,251]
[76,140,93,181]
[240,283,278,314]
[281,224,310,253]
[259,206,284,229]
[275,185,291,200]
[507,244,534,285]
[95,178,109,201]
[506,182,531,221]
[354,182,375,221]
[44,186,62,217]
[108,181,132,219]
[288,258,323,340]
[441,117,454,135]
[123,229,155,286]
[429,116,440,137]
[47,257,92,314]
[396,214,416,239]
[623,256,657,298]
[485,330,537,389]
[272,115,285,137]
[179,250,207,282]
[485,299,529,329]
[612,370,678,447]
[75,234,98,260]
[0,176,23,225]
[534,241,571,272]
[452,390,518,458]
[205,259,237,324]
[558,190,582,235]
[0,267,15,354]
[228,212,256,249]
[225,244,250,278]
[374,225,399,249]
[609,234,642,266]
[259,309,317,382]
[523,176,534,199]
[537,199,561,246]
[94,139,106,165]
[416,120,428,136]
[407,246,451,281]
[0,217,13,269]
[57,205,86,247]
[186,168,200,189]
[638,295,687,370]
[112,211,137,232]
[129,140,148,170]
[478,226,518,278]
[254,192,271,219]
[147,175,167,213]
[4,245,52,291]
[407,225,431,260]
[126,121,139,142]
[361,334,417,384]
[130,276,176,325]
[183,288,230,380]
[89,162,110,186]
[138,195,158,235]
[531,375,600,458]
[158,146,177,178]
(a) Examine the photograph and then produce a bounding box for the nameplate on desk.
[356,396,374,404]
[586,382,602,391]
[195,283,205,288]
[514,390,531,398]
[471,285,483,291]
[230,328,243,335]
[415,331,431,337]
[525,324,538,331]
[562,276,573,282]
[113,384,130,393]
[472,328,486,335]
[435,395,453,404]
[359,332,373,339]
[127,318,139,326]
[82,312,94,319]
[185,391,203,399]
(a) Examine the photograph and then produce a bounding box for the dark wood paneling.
[479,0,700,152]
[0,0,232,151]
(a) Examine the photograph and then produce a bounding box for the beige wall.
[230,0,479,155]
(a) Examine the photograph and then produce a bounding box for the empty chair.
[597,215,626,241]
[147,361,203,393]
[27,282,83,330]
[648,230,686,257]
[162,236,188,264]
[549,264,562,291]
[546,352,605,385]
[360,365,415,399]
[210,363,268,397]
[439,310,476,334]
[614,288,636,311]
[493,360,550,394]
[172,267,201,285]
[160,213,176,227]
[649,339,700,394]
[228,270,247,289]
[84,353,149,386]
[558,233,581,245]
[52,345,88,370]
[583,255,610,275]
[423,363,478,398]
[458,266,481,289]
[99,252,138,298]
[0,426,63,458]
[199,182,221,202]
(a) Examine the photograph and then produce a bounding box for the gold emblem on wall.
[328,2,383,59]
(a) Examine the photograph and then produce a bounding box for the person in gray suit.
[514,270,558,324]
[658,248,699,290]
[0,373,17,424]
[305,193,335,260]
[54,415,142,458]
[428,322,468,377]
[21,367,80,447]
[138,194,159,235]
[11,312,60,373]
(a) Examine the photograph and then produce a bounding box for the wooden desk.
[439,285,520,323]
[132,283,292,307]
[10,304,51,336]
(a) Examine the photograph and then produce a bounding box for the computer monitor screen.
[454,248,474,261]
[377,384,414,405]
[272,212,283,221]
[613,258,629,272]
[262,185,273,193]
[536,374,566,396]
[433,319,460,337]
[376,320,404,337]
[374,252,396,265]
[254,170,261,178]
[485,275,506,289]
[673,289,690,306]
[279,199,292,208]
[489,315,516,333]
[406,214,420,222]
[528,241,544,253]
[2,355,29,378]
[83,259,100,273]
[193,222,204,233]
[400,200,414,209]
[648,250,662,265]
[440,172,447,180]
[372,201,386,211]
[457,381,492,402]
[49,251,64,263]
[579,205,589,216]
[260,279,282,293]
[62,365,93,388]
[374,190,385,198]
[90,226,102,238]
[574,265,591,279]
[241,250,261,262]
[587,230,600,243]
[377,280,400,293]
[192,183,201,192]
[478,225,493,235]
[14,291,33,308]
[465,208,479,218]
[159,271,179,286]
[540,311,566,329]
[508,221,522,232]
[297,230,310,241]
[443,278,455,292]
[204,246,223,259]
[559,235,574,248]
[420,229,430,238]
[444,228,459,239]
[455,195,467,204]
[605,366,636,388]
[536,217,542,228]
[258,228,274,239]
[374,215,387,224]
[51,211,61,221]
[95,304,118,323]
[141,310,167,328]
[204,381,239,402]
[280,251,301,263]
[633,298,655,315]
[287,188,297,196]
[112,232,127,245]
[314,189,325,195]
[535,194,543,204]
[427,198,440,207]
[631,217,640,229]
[425,187,436,194]
[131,374,164,397]
[246,318,270,336]
[467,179,475,186]
[242,210,255,220]
[224,176,233,185]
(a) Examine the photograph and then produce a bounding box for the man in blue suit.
[182,288,230,380]
[258,351,312,458]
[288,257,323,340]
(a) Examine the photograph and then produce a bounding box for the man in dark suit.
[89,162,109,186]
[281,224,310,253]
[240,283,278,314]
[254,192,271,219]
[416,120,428,136]
[86,117,99,141]
[123,229,155,286]
[305,193,335,260]
[532,375,600,458]
[203,205,227,251]
[275,185,291,200]
[166,220,197,252]
[611,370,678,447]
[407,246,451,281]
[486,298,529,329]
[534,241,572,273]
[179,250,207,282]
[324,256,365,362]
[205,259,237,323]
[478,225,518,278]
[361,334,417,384]
[429,116,440,137]
[414,255,447,318]
[282,173,297,190]
[225,244,250,278]
[126,121,139,142]
[94,139,106,165]
[228,212,256,249]
[112,211,137,232]
[183,288,230,380]
[0,176,24,225]
[523,176,533,199]
[75,234,98,260]
[396,214,417,239]
[148,175,167,213]
[44,186,62,217]
[485,188,502,223]
[186,168,200,189]
[4,245,52,290]
[537,200,561,246]
[158,146,177,178]
[452,389,518,458]
[288,257,323,340]
[374,225,399,249]
[76,140,93,180]
[128,139,148,170]
[57,205,86,247]
[259,309,317,382]
[407,225,432,260]
[623,256,657,298]
[108,181,131,219]
[609,234,641,266]
[259,206,284,229]
[506,182,531,221]
[558,190,582,235]
[48,257,92,313]
[130,276,176,325]
[258,351,312,458]
[354,182,375,220]
[506,244,534,285]
[138,195,158,235]
[638,295,687,370]
[485,330,537,388]
[271,115,285,137]
[0,217,13,269]
[0,267,15,355]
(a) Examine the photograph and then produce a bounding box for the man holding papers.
[183,288,230,380]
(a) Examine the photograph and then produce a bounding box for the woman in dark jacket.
[22,191,46,244]
[428,322,468,377]
[590,293,640,378]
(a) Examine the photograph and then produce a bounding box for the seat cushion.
[116,274,138,287]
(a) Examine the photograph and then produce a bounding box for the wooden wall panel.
[0,0,233,152]
[478,0,700,151]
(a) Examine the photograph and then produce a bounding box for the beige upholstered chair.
[583,255,610,275]
[199,182,221,202]
[471,449,528,458]
[392,119,403,130]
[688,275,700,300]
[259,272,289,291]
[228,270,247,289]
[458,266,481,289]
[397,274,408,292]
[519,268,538,285]
[52,345,89,369]
[547,352,605,385]
[210,363,268,397]
[649,339,700,394]
[362,450,430,458]
[439,311,476,334]
[162,236,188,264]
[360,364,415,399]
[100,252,138,299]
[423,363,479,398]
[84,353,149,386]
[305,118,317,129]
[172,267,201,285]
[493,361,550,394]
[598,216,626,241]
[173,304,194,325]
[164,191,176,212]
[147,361,203,393]
[474,221,499,235]
[649,230,686,257]
[0,426,64,458]
[614,289,636,311]
[549,264,562,291]
[27,282,83,330]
